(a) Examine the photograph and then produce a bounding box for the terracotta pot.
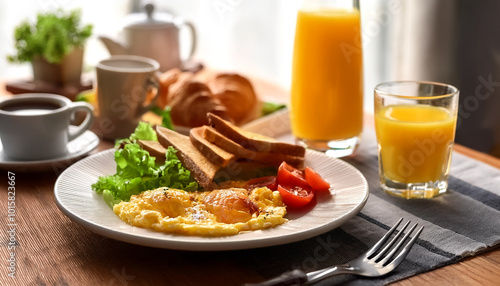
[31,47,84,85]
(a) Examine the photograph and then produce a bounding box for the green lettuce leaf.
[115,121,158,147]
[92,123,199,207]
[129,121,157,142]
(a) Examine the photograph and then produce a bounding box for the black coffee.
[1,100,62,115]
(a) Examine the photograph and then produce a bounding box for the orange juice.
[290,9,363,141]
[375,105,457,184]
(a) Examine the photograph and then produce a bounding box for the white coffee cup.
[96,55,161,139]
[0,94,94,161]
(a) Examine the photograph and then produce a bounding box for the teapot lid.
[124,3,175,29]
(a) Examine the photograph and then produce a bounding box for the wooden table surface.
[1,79,500,285]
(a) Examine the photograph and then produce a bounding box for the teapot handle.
[181,21,197,61]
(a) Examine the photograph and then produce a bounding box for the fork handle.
[242,269,307,286]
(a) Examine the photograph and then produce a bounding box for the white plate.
[54,149,368,251]
[0,128,99,173]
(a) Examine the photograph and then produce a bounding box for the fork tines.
[368,218,424,266]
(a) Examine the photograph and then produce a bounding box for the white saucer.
[0,128,99,173]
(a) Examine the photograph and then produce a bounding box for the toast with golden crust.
[189,126,235,167]
[203,126,304,168]
[207,113,306,157]
[138,140,166,163]
[156,126,220,188]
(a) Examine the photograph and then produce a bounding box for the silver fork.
[244,218,423,286]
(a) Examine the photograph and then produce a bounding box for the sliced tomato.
[277,184,314,209]
[245,176,277,191]
[277,162,310,189]
[305,167,331,192]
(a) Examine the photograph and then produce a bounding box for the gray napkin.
[244,128,500,285]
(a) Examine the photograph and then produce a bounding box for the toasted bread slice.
[156,126,220,188]
[215,160,277,182]
[203,126,305,168]
[190,126,235,167]
[138,140,166,163]
[207,113,305,157]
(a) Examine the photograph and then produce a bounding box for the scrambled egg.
[113,184,287,236]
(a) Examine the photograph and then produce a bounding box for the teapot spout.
[98,36,128,55]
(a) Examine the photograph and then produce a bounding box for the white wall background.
[3,0,498,153]
[0,0,393,112]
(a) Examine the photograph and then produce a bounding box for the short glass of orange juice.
[374,81,459,199]
[290,0,363,158]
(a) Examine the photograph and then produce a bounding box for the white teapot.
[99,3,196,71]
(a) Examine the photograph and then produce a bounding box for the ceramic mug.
[96,55,161,139]
[0,94,94,161]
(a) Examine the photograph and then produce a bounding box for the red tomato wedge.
[304,167,331,192]
[277,162,310,189]
[277,184,314,209]
[245,176,277,191]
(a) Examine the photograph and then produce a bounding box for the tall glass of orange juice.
[374,81,459,199]
[290,0,363,158]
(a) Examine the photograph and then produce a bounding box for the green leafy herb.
[92,122,198,207]
[261,102,286,116]
[7,9,93,64]
[151,106,174,130]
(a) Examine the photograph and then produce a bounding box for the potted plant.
[7,9,93,86]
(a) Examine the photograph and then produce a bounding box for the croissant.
[207,73,259,125]
[155,69,259,128]
[168,79,231,127]
[166,71,195,105]
[156,68,182,109]
[144,68,183,109]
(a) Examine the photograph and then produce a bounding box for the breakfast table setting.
[2,2,500,286]
[1,75,500,285]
